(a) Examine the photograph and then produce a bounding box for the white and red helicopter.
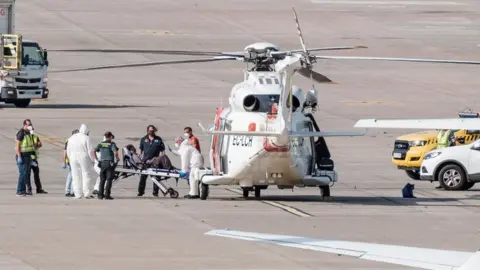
[50,8,480,200]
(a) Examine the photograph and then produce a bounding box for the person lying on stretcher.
[124,144,176,170]
[124,144,143,165]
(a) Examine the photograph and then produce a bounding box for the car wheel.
[405,170,420,180]
[438,164,467,191]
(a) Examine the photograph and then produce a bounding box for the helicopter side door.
[211,108,225,175]
[219,118,229,174]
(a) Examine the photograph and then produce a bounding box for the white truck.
[0,0,48,108]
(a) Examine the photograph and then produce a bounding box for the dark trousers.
[16,154,32,194]
[138,174,159,195]
[27,159,43,192]
[99,160,114,197]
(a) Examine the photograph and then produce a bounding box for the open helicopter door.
[0,34,22,72]
[211,108,229,175]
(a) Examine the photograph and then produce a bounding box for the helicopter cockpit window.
[274,78,279,84]
[265,78,272,84]
[258,78,264,84]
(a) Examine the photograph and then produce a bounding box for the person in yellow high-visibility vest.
[25,123,48,195]
[436,129,455,149]
[15,119,36,196]
[435,129,456,189]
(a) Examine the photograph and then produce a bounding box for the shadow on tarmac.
[112,194,479,208]
[213,195,462,206]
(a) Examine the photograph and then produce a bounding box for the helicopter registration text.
[232,136,253,147]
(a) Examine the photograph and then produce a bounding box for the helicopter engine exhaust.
[243,95,260,112]
[286,94,301,112]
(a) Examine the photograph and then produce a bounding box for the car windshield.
[22,43,45,66]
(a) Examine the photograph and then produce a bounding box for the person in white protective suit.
[169,136,204,199]
[93,136,106,194]
[66,124,96,199]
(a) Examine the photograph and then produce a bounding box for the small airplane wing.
[355,118,480,131]
[205,229,474,270]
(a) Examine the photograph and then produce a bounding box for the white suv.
[420,139,480,190]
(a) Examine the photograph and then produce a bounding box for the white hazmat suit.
[66,124,96,199]
[172,139,204,196]
[94,136,105,192]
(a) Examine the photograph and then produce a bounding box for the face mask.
[27,125,33,131]
[184,133,190,138]
[174,143,179,148]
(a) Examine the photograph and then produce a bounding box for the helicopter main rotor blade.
[292,8,309,63]
[49,48,245,57]
[305,46,368,51]
[50,56,238,73]
[315,56,480,65]
[271,46,368,57]
[296,67,334,83]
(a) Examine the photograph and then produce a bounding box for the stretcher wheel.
[169,189,179,198]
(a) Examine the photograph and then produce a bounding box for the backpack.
[402,183,416,198]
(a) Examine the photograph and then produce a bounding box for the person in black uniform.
[93,131,119,200]
[138,125,165,197]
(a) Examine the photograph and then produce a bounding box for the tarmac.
[0,0,479,269]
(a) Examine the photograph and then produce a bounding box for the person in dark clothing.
[25,121,48,195]
[15,119,35,196]
[93,131,119,200]
[138,125,165,197]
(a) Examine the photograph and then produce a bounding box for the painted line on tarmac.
[310,0,463,5]
[225,188,313,218]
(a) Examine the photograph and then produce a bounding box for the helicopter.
[49,8,480,200]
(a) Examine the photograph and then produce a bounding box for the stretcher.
[112,147,181,198]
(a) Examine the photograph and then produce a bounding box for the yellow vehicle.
[392,111,480,180]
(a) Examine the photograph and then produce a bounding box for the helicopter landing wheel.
[242,188,249,198]
[320,186,332,201]
[254,187,261,198]
[200,183,209,200]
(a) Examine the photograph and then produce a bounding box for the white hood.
[66,124,95,162]
[79,124,89,135]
